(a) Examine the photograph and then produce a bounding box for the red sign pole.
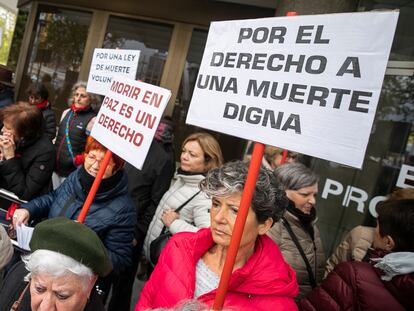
[77,150,113,223]
[212,142,265,310]
[212,12,297,310]
[280,149,289,165]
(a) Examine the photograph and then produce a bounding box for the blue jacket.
[22,167,136,273]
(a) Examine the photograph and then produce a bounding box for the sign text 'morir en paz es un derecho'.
[90,77,171,170]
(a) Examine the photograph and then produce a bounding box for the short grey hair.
[274,163,318,191]
[200,161,288,224]
[71,81,102,111]
[23,249,94,291]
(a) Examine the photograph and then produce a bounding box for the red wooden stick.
[77,150,113,223]
[280,149,289,165]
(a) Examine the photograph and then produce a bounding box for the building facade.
[9,0,414,255]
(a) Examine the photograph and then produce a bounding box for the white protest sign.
[90,77,171,169]
[87,48,140,95]
[186,11,399,168]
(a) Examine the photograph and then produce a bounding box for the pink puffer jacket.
[136,228,299,311]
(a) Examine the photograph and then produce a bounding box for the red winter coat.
[299,261,414,311]
[136,228,299,311]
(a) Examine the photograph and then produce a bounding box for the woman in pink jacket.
[136,161,299,311]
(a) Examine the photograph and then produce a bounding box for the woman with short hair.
[136,161,298,310]
[0,102,55,208]
[143,132,223,265]
[267,163,325,300]
[54,82,100,186]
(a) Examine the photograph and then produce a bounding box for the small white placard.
[87,48,140,95]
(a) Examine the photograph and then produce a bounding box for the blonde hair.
[182,132,223,172]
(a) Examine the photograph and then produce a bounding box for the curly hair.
[200,160,288,225]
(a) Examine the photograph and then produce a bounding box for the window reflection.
[358,0,414,61]
[19,6,92,117]
[312,74,414,255]
[103,17,173,85]
[173,29,245,161]
[174,30,207,128]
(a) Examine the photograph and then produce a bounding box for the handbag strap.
[174,190,201,214]
[10,282,30,311]
[281,217,317,288]
[160,190,201,235]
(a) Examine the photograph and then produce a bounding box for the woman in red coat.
[299,198,414,311]
[136,161,299,311]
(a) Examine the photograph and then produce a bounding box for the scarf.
[35,99,49,110]
[71,103,91,112]
[177,167,206,176]
[78,166,123,194]
[287,201,316,240]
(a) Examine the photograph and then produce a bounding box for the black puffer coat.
[0,134,55,206]
[55,107,95,177]
[22,167,136,273]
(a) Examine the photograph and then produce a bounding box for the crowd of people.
[0,73,412,311]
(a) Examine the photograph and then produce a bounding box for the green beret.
[29,217,112,277]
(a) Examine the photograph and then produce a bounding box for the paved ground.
[130,278,146,310]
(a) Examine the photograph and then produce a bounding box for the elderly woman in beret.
[0,217,112,311]
[136,161,298,311]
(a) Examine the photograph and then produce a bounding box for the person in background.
[53,82,99,187]
[262,146,298,170]
[0,65,14,109]
[299,198,414,311]
[12,136,136,280]
[243,142,298,170]
[108,117,176,311]
[267,163,325,300]
[41,73,57,105]
[0,217,112,311]
[143,132,223,265]
[0,225,13,280]
[27,83,57,141]
[324,187,414,277]
[136,161,298,310]
[0,102,55,210]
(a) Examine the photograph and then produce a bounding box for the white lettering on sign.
[320,164,413,217]
[396,164,414,188]
[186,11,399,168]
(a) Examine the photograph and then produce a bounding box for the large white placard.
[186,11,399,168]
[90,77,171,170]
[87,48,140,95]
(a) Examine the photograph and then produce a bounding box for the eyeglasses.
[85,154,114,167]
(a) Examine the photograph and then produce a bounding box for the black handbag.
[149,191,200,267]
